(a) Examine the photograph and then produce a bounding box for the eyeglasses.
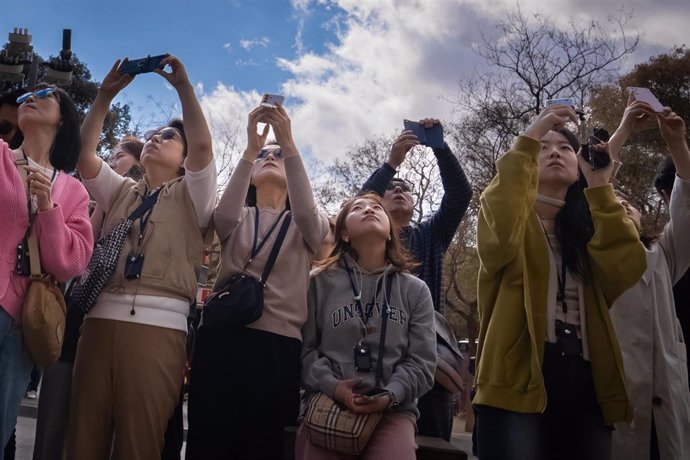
[144,127,184,143]
[256,148,283,161]
[386,180,413,193]
[16,87,57,104]
[0,120,15,135]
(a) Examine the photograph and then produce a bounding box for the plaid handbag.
[304,393,383,455]
[67,189,161,313]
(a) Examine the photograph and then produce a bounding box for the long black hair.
[39,84,81,172]
[553,129,593,278]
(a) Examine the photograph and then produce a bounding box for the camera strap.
[375,274,394,388]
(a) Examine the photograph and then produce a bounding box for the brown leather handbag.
[14,152,66,366]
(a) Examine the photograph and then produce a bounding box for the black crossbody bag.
[201,209,291,331]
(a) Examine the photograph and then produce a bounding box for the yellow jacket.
[474,136,647,425]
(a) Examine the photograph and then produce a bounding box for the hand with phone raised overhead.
[99,59,136,99]
[388,130,420,169]
[523,105,579,141]
[153,55,191,90]
[608,92,660,161]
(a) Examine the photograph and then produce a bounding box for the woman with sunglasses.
[186,105,330,459]
[66,56,216,460]
[0,84,93,457]
[474,105,647,459]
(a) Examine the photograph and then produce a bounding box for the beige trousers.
[66,319,186,460]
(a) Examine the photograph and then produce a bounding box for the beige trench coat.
[610,176,690,460]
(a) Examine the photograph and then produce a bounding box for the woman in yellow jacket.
[474,105,646,460]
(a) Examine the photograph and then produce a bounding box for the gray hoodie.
[301,256,436,418]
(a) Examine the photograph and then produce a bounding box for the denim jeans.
[0,307,33,460]
[475,342,612,460]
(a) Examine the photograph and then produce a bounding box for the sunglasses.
[16,87,57,104]
[256,148,283,161]
[0,120,15,135]
[386,180,413,193]
[144,127,184,143]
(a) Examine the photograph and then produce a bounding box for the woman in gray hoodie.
[296,193,437,460]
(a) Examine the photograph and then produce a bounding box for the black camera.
[581,128,611,170]
[124,253,145,280]
[15,240,30,276]
[354,343,372,372]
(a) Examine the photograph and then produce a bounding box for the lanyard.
[539,220,568,314]
[343,256,386,328]
[245,208,288,269]
[136,188,159,248]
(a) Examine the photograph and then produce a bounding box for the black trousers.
[475,342,611,460]
[185,327,301,460]
[416,383,454,440]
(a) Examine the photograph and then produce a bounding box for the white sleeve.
[81,159,128,213]
[660,175,690,284]
[183,156,217,230]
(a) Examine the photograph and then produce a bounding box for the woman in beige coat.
[608,99,690,460]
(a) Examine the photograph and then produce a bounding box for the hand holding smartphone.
[403,119,444,149]
[361,387,390,400]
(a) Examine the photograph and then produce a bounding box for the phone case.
[403,119,427,144]
[424,124,444,149]
[260,94,285,107]
[628,87,665,113]
[119,54,168,75]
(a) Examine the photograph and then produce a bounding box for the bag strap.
[375,273,394,387]
[246,208,288,269]
[127,188,162,221]
[12,150,43,278]
[259,212,292,286]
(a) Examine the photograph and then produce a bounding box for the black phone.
[403,119,444,149]
[581,128,611,170]
[362,387,390,400]
[119,54,169,75]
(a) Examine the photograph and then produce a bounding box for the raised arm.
[78,59,134,180]
[261,104,329,251]
[608,92,657,161]
[417,119,472,249]
[154,55,212,172]
[360,131,419,196]
[656,109,690,283]
[214,107,269,241]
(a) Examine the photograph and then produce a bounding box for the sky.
[1,0,687,164]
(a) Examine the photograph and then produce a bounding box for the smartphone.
[260,94,285,108]
[627,87,665,113]
[119,54,169,75]
[403,119,444,149]
[545,97,576,108]
[362,387,390,400]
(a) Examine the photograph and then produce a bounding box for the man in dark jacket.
[360,118,472,440]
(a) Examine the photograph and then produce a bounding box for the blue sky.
[1,0,686,166]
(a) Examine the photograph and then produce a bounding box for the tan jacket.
[100,177,213,303]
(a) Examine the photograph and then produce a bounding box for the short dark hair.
[118,135,144,162]
[166,118,187,158]
[654,156,676,196]
[29,84,82,172]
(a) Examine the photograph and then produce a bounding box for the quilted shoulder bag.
[67,188,161,314]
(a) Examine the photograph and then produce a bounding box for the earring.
[387,235,392,241]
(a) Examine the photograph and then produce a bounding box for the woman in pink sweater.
[0,85,93,457]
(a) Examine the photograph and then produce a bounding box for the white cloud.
[239,37,270,50]
[198,0,685,167]
[223,42,233,53]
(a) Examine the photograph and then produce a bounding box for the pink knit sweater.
[0,141,93,320]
